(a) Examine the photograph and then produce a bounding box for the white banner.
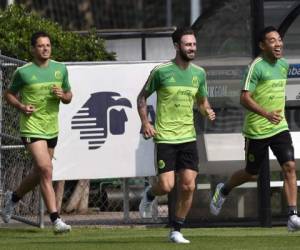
[53,62,160,180]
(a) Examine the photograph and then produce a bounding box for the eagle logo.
[71,92,132,150]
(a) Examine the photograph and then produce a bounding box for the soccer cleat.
[169,231,190,244]
[210,183,226,216]
[287,215,300,232]
[1,191,17,223]
[53,218,71,234]
[139,185,154,218]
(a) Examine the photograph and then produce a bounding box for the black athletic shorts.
[21,137,58,149]
[155,141,199,175]
[245,130,294,175]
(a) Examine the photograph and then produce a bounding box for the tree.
[0,4,115,61]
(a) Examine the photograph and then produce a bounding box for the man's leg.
[167,169,197,244]
[282,160,300,231]
[175,169,197,220]
[140,143,177,218]
[1,142,45,223]
[26,140,57,213]
[139,171,175,218]
[282,161,297,208]
[222,169,257,195]
[14,171,40,198]
[10,140,70,232]
[28,142,71,233]
[12,146,56,200]
[210,169,256,216]
[152,171,175,195]
[211,136,266,216]
[270,131,300,231]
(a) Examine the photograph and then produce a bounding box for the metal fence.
[0,54,168,228]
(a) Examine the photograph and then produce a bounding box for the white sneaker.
[139,185,154,218]
[169,231,190,244]
[210,183,226,216]
[53,218,71,234]
[1,191,17,223]
[288,215,300,232]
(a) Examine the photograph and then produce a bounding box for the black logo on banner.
[71,92,132,150]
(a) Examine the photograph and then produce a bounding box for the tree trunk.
[54,180,65,213]
[65,179,90,213]
[78,180,90,213]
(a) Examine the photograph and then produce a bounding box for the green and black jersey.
[242,56,289,139]
[9,60,71,139]
[145,60,208,144]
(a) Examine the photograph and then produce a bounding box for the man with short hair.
[2,31,72,233]
[210,26,300,231]
[137,27,215,243]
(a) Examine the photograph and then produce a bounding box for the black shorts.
[245,130,294,175]
[155,141,199,175]
[21,137,58,149]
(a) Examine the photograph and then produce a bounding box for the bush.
[0,5,115,61]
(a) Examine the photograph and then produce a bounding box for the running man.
[137,27,215,243]
[2,31,72,233]
[210,26,300,231]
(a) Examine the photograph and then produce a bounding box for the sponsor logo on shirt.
[31,75,37,81]
[158,160,166,169]
[177,89,193,96]
[192,76,199,87]
[168,76,176,83]
[55,71,63,80]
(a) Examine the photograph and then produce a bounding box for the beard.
[179,49,195,62]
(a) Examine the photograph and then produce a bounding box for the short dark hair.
[31,31,51,47]
[258,26,279,43]
[172,27,195,44]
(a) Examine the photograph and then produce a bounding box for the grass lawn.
[0,226,300,250]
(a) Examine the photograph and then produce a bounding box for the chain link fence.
[0,54,168,228]
[0,54,43,227]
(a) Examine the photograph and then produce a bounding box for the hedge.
[0,5,115,61]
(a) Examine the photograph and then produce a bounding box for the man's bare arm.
[4,89,35,115]
[137,84,156,138]
[240,90,282,124]
[197,96,215,121]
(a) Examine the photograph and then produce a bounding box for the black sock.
[11,192,21,203]
[50,212,60,223]
[288,206,298,216]
[220,183,231,196]
[146,188,155,201]
[171,217,185,232]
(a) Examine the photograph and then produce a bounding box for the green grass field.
[1,226,300,250]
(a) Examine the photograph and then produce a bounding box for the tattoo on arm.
[137,89,148,109]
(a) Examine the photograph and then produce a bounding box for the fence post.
[123,178,130,222]
[0,53,2,200]
[39,190,45,228]
[257,150,272,227]
[167,176,177,226]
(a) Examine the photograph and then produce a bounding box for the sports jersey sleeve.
[282,59,289,77]
[197,69,208,98]
[144,68,160,95]
[62,65,71,91]
[242,64,260,93]
[8,69,24,93]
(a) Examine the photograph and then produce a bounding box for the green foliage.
[0,5,115,61]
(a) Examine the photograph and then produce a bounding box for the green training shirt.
[9,60,71,139]
[145,60,208,144]
[242,56,289,139]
